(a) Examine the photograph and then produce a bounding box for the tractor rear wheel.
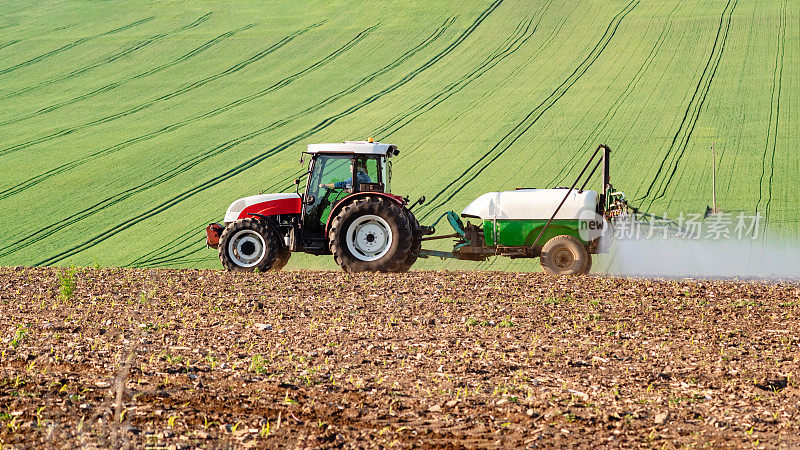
[540,235,590,276]
[218,218,280,272]
[272,249,291,271]
[398,209,421,272]
[329,197,412,272]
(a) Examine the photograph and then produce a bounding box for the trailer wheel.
[218,218,280,272]
[540,235,590,276]
[329,197,412,272]
[397,208,421,272]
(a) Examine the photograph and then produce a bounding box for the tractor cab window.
[361,157,378,183]
[303,154,353,237]
[318,156,352,191]
[355,156,383,192]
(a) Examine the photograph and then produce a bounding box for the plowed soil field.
[2,267,799,447]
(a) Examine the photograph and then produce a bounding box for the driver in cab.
[320,159,371,190]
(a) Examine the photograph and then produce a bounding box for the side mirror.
[295,178,301,185]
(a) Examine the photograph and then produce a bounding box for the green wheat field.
[0,0,797,270]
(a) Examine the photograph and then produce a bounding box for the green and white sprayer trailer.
[415,144,630,275]
[207,142,633,275]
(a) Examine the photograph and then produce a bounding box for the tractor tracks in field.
[0,40,19,52]
[0,24,77,54]
[756,0,786,232]
[637,0,738,210]
[0,13,213,102]
[439,3,575,135]
[404,5,574,151]
[0,18,451,202]
[0,17,154,77]
[0,24,253,128]
[30,0,506,266]
[0,20,325,158]
[418,0,639,220]
[0,25,383,260]
[128,222,210,268]
[0,25,252,197]
[374,0,551,138]
[546,1,681,188]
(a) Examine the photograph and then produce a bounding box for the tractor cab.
[298,140,401,252]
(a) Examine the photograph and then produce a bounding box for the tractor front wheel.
[329,197,412,272]
[218,218,281,272]
[540,235,591,276]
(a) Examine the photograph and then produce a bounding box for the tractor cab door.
[302,154,353,242]
[381,156,391,194]
[358,157,383,193]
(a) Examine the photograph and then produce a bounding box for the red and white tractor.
[206,140,424,272]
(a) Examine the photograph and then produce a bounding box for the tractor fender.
[243,213,287,247]
[324,192,406,238]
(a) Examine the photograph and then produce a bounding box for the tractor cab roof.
[306,141,398,157]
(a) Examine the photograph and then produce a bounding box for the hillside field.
[0,0,797,270]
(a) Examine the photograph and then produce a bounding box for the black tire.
[540,235,590,276]
[398,208,421,272]
[272,249,291,271]
[218,218,280,272]
[329,197,412,272]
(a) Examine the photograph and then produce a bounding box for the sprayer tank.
[461,189,599,221]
